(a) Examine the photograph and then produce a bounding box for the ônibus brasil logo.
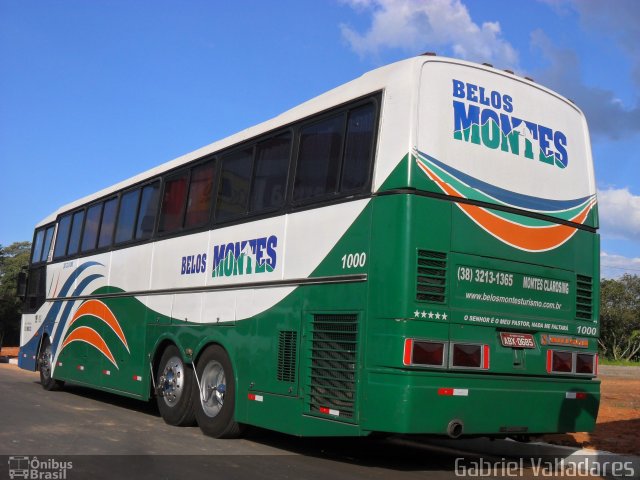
[212,235,278,278]
[452,78,569,169]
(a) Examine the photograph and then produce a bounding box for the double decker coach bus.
[19,54,600,439]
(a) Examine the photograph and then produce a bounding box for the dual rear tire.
[156,344,243,438]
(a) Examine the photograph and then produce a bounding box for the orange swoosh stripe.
[71,299,129,352]
[61,326,118,368]
[416,159,594,252]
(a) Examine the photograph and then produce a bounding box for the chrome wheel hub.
[200,360,226,418]
[159,356,185,407]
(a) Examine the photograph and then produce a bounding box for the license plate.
[500,332,536,349]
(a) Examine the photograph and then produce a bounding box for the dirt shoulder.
[543,370,640,456]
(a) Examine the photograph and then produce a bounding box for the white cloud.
[601,252,640,279]
[597,187,640,241]
[530,30,640,140]
[340,0,518,68]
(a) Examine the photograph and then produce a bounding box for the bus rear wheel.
[156,345,196,426]
[194,345,244,438]
[38,337,64,391]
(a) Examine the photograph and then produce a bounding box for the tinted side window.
[185,162,215,228]
[115,189,140,244]
[53,215,72,259]
[136,182,160,239]
[341,104,374,192]
[98,198,118,249]
[66,210,85,256]
[41,226,55,262]
[81,203,103,252]
[250,133,290,212]
[293,115,344,202]
[216,148,252,222]
[158,174,188,233]
[31,229,44,263]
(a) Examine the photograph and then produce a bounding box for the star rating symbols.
[412,309,449,320]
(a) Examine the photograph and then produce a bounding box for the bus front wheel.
[156,345,196,426]
[194,345,244,438]
[38,337,64,391]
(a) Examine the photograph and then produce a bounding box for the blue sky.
[1,0,638,278]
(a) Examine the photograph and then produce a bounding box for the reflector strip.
[403,339,413,365]
[247,393,264,402]
[133,375,142,381]
[319,407,340,416]
[77,365,85,371]
[566,392,587,400]
[102,370,111,376]
[438,388,469,396]
[546,350,552,373]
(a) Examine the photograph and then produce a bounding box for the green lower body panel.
[361,370,600,436]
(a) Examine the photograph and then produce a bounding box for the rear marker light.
[102,370,111,376]
[403,339,414,366]
[133,375,142,381]
[247,393,264,402]
[77,365,85,371]
[319,407,340,416]
[57,362,63,367]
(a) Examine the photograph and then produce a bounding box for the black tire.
[156,345,196,426]
[38,337,64,391]
[194,345,244,438]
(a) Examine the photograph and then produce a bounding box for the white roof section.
[36,55,587,227]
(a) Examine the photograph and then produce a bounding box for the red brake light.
[412,341,445,366]
[404,339,446,367]
[452,344,482,368]
[576,353,595,374]
[551,351,573,373]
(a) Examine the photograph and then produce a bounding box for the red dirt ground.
[543,375,640,455]
[1,346,637,455]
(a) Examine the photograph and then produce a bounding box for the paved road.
[0,364,481,480]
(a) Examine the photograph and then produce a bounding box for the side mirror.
[17,270,27,300]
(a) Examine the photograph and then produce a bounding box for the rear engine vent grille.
[307,314,358,422]
[576,275,593,320]
[277,331,297,383]
[417,250,447,303]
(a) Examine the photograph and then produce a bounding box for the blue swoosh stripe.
[417,150,592,211]
[51,273,104,354]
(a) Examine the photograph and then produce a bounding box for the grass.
[599,357,640,367]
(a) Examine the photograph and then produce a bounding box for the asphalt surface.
[0,364,490,480]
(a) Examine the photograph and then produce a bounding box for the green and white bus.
[19,55,600,439]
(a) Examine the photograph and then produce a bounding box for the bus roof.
[37,55,586,227]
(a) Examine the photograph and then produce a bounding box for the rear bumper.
[361,370,600,436]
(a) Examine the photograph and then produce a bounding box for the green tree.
[599,274,640,361]
[0,241,31,347]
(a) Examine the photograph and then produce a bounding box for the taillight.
[576,353,596,374]
[551,351,573,373]
[451,343,489,370]
[404,339,446,367]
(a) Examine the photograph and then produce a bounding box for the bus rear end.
[364,58,599,438]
